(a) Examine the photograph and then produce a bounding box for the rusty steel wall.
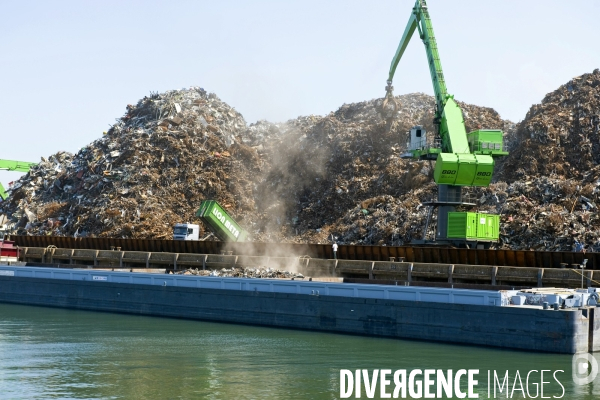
[9,235,598,270]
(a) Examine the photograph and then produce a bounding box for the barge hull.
[0,269,597,354]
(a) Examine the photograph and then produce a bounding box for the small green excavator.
[0,159,37,200]
[385,0,508,248]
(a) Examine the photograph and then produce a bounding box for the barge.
[1,264,598,354]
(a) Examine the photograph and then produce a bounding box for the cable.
[568,268,600,287]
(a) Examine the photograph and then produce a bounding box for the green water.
[0,303,598,400]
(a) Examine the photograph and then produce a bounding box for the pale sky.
[1,0,599,188]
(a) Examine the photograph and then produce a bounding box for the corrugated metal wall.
[9,235,598,269]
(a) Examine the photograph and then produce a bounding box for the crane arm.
[0,184,7,201]
[0,159,37,200]
[386,0,507,187]
[388,1,448,116]
[0,159,37,172]
[387,12,418,85]
[388,0,469,154]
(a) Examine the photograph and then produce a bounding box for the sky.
[1,0,599,188]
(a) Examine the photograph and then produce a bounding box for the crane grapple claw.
[381,82,399,131]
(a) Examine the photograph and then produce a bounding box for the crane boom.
[0,159,37,200]
[0,160,37,172]
[386,0,509,247]
[388,0,447,117]
[387,0,506,186]
[389,0,469,155]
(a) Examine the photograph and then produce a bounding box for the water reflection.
[0,303,598,399]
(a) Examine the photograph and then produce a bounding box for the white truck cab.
[173,223,200,240]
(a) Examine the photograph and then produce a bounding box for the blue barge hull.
[0,266,597,354]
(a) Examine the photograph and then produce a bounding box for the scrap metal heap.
[175,267,305,279]
[0,88,258,239]
[482,68,600,251]
[252,93,511,244]
[1,69,600,251]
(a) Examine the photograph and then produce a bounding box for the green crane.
[0,159,37,200]
[386,0,508,247]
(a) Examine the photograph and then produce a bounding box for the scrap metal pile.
[2,69,600,251]
[248,93,509,244]
[175,267,304,279]
[477,69,600,251]
[1,88,257,239]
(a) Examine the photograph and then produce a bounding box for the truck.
[385,0,508,248]
[0,159,37,200]
[173,223,200,241]
[173,200,248,242]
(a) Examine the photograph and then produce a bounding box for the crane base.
[411,239,495,250]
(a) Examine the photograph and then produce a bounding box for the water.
[0,303,598,399]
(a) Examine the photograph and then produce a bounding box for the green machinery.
[386,0,507,247]
[0,159,37,200]
[195,200,248,242]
